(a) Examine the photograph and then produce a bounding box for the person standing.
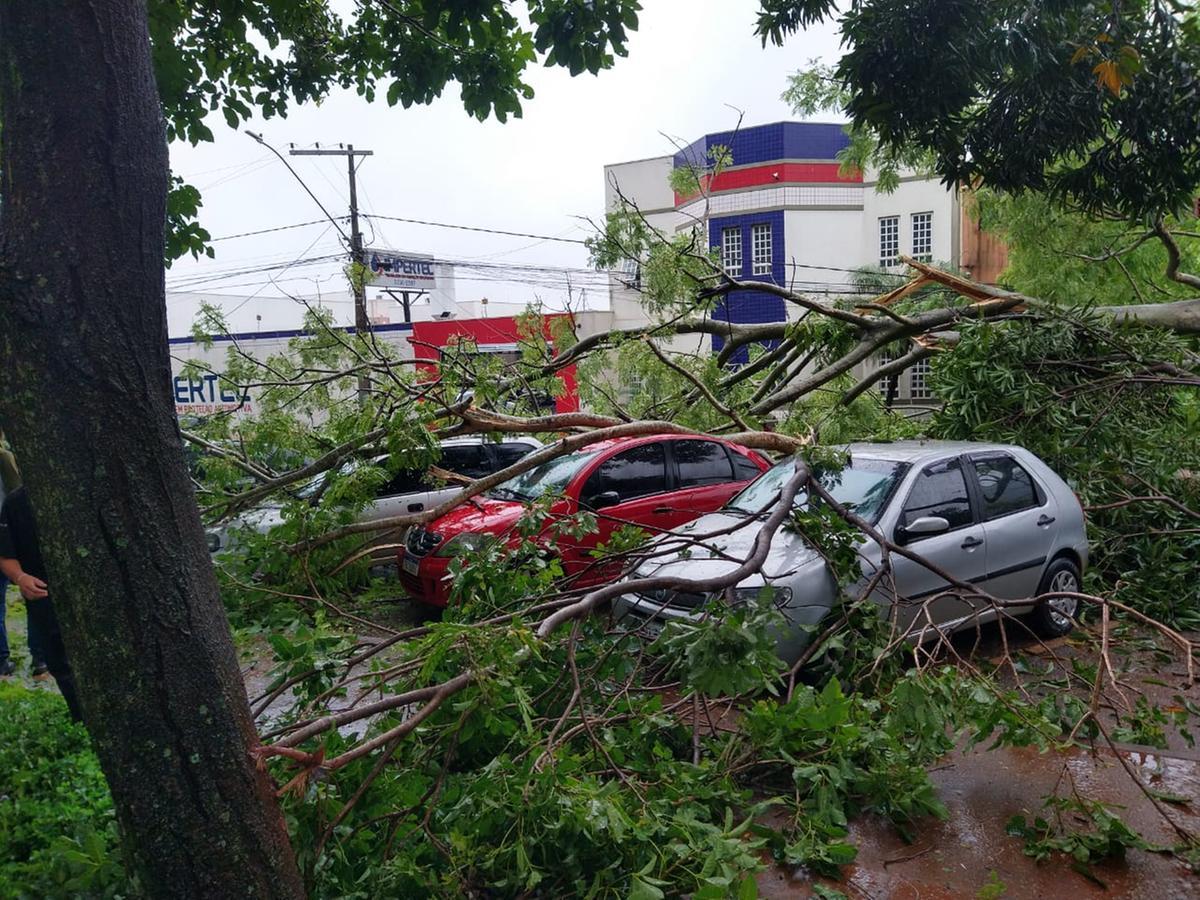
[0,428,18,677]
[0,429,46,676]
[0,485,82,720]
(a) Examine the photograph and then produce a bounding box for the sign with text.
[173,375,253,416]
[367,250,437,291]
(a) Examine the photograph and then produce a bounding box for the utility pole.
[287,143,374,400]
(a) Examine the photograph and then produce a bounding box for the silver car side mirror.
[901,515,951,539]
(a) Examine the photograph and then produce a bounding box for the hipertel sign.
[173,374,250,406]
[369,252,436,283]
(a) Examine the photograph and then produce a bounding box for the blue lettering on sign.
[173,376,250,406]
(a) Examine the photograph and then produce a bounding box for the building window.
[909,357,933,401]
[619,256,641,289]
[911,212,933,262]
[879,216,900,267]
[877,349,898,400]
[751,223,773,276]
[721,226,742,276]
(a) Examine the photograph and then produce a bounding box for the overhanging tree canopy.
[758,0,1200,220]
[0,1,641,896]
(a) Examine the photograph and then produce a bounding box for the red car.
[398,434,771,606]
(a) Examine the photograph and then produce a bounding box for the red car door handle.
[653,506,672,514]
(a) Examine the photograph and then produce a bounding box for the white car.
[207,436,543,559]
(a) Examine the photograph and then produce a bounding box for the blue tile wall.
[709,210,786,363]
[674,122,850,170]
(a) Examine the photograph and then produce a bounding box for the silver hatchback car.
[612,441,1088,664]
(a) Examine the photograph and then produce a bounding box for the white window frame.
[909,356,934,401]
[911,212,933,263]
[750,223,773,276]
[877,349,899,399]
[721,226,742,276]
[879,215,900,267]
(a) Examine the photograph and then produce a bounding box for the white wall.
[168,327,416,418]
[781,208,862,316]
[604,156,676,215]
[861,176,959,269]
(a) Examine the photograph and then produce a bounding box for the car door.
[362,460,435,521]
[360,465,438,562]
[566,442,671,582]
[887,456,987,635]
[662,439,745,526]
[967,452,1059,603]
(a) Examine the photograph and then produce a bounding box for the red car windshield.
[488,449,597,502]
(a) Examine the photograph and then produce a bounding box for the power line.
[209,219,332,242]
[166,254,345,290]
[363,213,590,245]
[245,131,351,244]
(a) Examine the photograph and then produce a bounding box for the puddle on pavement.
[757,743,1199,899]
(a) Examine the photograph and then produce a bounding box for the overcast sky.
[166,1,842,336]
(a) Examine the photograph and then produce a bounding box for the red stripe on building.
[674,161,861,206]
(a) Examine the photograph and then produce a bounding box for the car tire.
[1027,557,1082,638]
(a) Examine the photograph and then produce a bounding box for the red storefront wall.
[410,313,580,413]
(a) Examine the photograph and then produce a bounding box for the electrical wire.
[245,131,351,244]
[166,253,345,291]
[362,213,590,245]
[209,219,333,242]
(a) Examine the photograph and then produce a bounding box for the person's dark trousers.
[25,596,82,722]
[0,576,9,666]
[26,594,47,667]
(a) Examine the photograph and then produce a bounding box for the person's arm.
[0,493,46,600]
[0,557,48,599]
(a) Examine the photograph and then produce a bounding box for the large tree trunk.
[0,3,304,896]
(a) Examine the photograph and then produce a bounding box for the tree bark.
[1100,298,1200,334]
[0,3,304,897]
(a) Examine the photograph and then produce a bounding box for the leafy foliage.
[761,0,1200,219]
[0,683,128,899]
[150,0,643,259]
[975,191,1200,306]
[930,312,1200,627]
[1006,795,1151,874]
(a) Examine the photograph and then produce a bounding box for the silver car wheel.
[1047,569,1079,629]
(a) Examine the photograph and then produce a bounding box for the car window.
[730,451,763,481]
[727,457,906,524]
[439,445,493,480]
[972,455,1040,519]
[899,459,973,530]
[674,440,734,488]
[582,443,668,505]
[379,468,431,498]
[492,442,535,471]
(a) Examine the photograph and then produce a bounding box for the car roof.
[439,435,543,448]
[568,433,748,457]
[846,439,1023,465]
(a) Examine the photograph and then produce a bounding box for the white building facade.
[604,121,999,404]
